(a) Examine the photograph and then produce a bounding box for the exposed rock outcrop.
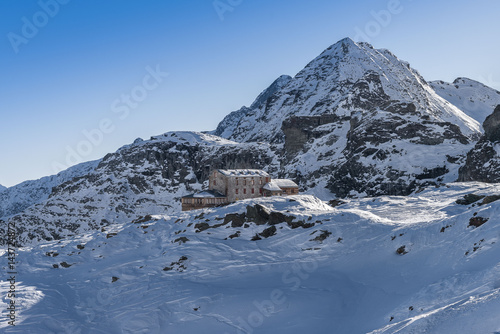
[459,105,500,182]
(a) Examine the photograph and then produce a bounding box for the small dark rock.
[396,246,408,255]
[259,226,277,238]
[310,230,332,243]
[456,194,485,205]
[468,217,488,228]
[60,262,72,268]
[174,237,189,244]
[251,234,262,241]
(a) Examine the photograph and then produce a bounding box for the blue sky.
[1,0,499,187]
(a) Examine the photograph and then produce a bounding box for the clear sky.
[1,0,499,187]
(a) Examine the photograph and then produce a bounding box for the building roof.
[263,181,283,192]
[182,190,226,199]
[217,169,269,177]
[272,179,299,188]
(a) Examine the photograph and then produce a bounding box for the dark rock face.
[484,105,500,142]
[459,105,500,183]
[282,114,344,157]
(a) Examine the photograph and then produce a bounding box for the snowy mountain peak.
[217,38,481,144]
[0,184,6,192]
[250,74,292,109]
[430,77,500,126]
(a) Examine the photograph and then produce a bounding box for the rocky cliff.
[459,105,500,182]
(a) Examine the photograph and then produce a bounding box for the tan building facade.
[181,190,228,211]
[181,169,299,211]
[210,169,270,202]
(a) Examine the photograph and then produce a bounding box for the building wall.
[181,196,228,211]
[281,187,299,195]
[209,170,269,202]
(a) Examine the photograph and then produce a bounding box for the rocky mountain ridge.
[430,77,500,129]
[2,38,500,245]
[0,159,100,220]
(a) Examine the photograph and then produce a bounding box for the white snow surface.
[262,181,282,191]
[218,169,270,177]
[3,183,500,333]
[430,78,500,129]
[271,179,298,188]
[193,191,219,198]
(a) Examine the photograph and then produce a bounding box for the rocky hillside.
[459,105,500,182]
[0,132,278,245]
[0,184,6,192]
[215,38,482,197]
[430,78,500,128]
[0,159,99,220]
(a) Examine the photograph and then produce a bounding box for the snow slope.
[0,160,100,220]
[430,78,500,129]
[2,182,500,333]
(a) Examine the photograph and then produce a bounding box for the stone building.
[181,169,299,211]
[210,169,270,202]
[263,179,299,196]
[181,190,227,211]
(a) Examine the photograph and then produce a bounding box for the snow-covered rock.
[0,185,6,192]
[459,105,500,182]
[0,160,100,220]
[430,77,500,128]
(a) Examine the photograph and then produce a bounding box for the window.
[244,189,247,194]
[236,178,239,185]
[236,189,239,194]
[244,179,247,186]
[251,188,255,194]
[251,179,255,185]
[259,179,262,185]
[259,188,262,194]
[266,177,270,183]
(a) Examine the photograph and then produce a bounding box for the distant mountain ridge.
[0,160,100,220]
[430,77,500,129]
